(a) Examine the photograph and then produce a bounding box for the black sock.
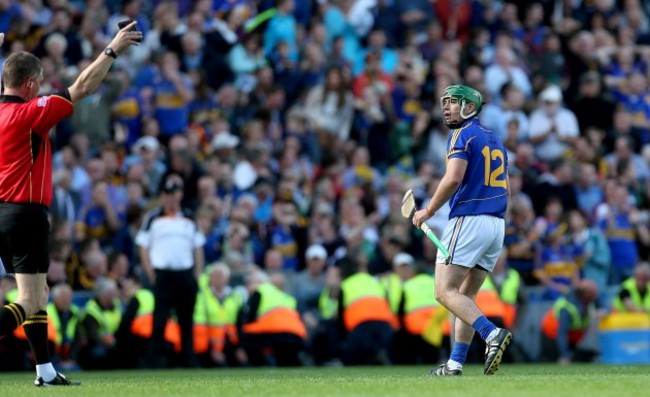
[0,303,26,336]
[23,310,51,364]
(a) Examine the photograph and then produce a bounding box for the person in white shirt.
[528,85,580,163]
[136,174,206,368]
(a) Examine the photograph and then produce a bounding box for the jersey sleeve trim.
[51,89,72,105]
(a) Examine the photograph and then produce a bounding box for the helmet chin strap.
[445,100,476,128]
[459,101,477,119]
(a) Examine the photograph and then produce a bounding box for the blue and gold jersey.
[446,117,508,219]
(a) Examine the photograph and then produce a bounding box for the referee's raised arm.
[67,21,142,104]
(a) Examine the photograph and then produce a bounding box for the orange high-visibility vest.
[194,281,243,354]
[129,289,182,350]
[493,269,521,329]
[242,283,307,339]
[402,274,440,335]
[541,297,590,344]
[341,273,395,331]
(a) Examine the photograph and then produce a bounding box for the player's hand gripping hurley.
[401,189,450,261]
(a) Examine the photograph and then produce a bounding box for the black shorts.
[0,203,50,274]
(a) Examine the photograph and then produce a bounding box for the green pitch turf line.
[0,364,648,397]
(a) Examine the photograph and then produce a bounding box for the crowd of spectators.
[1,0,650,369]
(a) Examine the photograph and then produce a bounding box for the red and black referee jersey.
[0,90,73,207]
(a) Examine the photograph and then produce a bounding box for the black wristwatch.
[104,47,117,59]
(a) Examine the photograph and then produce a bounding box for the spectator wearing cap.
[528,85,580,163]
[211,131,240,165]
[136,174,206,368]
[290,244,328,314]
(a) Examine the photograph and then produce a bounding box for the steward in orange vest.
[115,278,180,368]
[337,256,394,365]
[393,259,441,365]
[310,265,342,365]
[193,263,243,367]
[74,277,122,370]
[238,271,306,367]
[540,279,599,363]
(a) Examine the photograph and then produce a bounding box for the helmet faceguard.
[440,85,484,129]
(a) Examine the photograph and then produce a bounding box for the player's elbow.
[446,176,462,189]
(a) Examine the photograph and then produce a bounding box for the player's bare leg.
[434,262,485,326]
[433,262,511,375]
[432,266,487,375]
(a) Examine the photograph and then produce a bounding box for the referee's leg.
[0,203,78,384]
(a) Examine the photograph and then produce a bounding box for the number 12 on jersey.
[481,146,507,188]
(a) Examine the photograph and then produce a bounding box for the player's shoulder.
[455,118,489,136]
[469,119,495,135]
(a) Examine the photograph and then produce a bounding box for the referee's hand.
[107,21,142,55]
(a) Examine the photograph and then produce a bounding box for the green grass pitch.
[0,365,648,397]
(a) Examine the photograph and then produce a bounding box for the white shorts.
[435,215,505,272]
